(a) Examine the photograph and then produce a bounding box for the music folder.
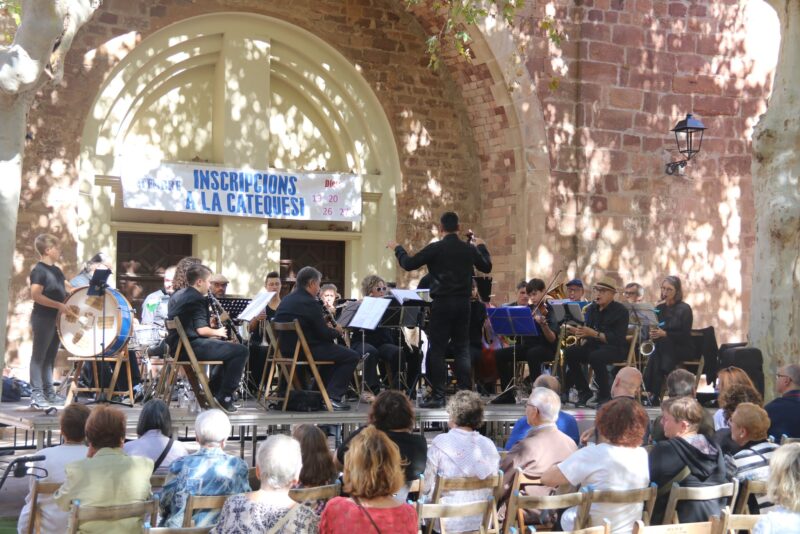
[341,297,391,330]
[549,299,588,325]
[624,302,659,327]
[87,268,112,296]
[237,291,275,322]
[487,306,539,337]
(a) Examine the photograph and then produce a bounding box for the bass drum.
[58,287,134,357]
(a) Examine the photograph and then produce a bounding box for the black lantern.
[666,113,706,175]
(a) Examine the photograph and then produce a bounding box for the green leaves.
[0,0,21,27]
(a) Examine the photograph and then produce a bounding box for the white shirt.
[557,443,650,534]
[123,430,189,475]
[17,443,88,534]
[713,408,727,430]
[423,427,500,532]
[753,508,800,534]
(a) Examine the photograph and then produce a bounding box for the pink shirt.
[319,496,417,534]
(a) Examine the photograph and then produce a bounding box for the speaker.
[719,345,764,396]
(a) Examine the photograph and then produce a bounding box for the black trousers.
[563,342,626,400]
[30,313,60,395]
[495,343,557,389]
[190,338,248,398]
[426,296,471,396]
[351,340,400,391]
[309,342,360,399]
[644,338,689,398]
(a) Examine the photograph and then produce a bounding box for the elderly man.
[504,375,580,449]
[765,363,800,439]
[651,368,715,442]
[580,367,649,445]
[622,282,644,303]
[208,273,229,298]
[499,387,578,524]
[565,279,585,302]
[160,409,250,528]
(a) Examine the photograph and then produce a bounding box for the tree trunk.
[750,0,800,398]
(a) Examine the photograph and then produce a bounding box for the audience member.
[499,388,577,524]
[649,396,729,524]
[18,404,90,534]
[713,383,763,455]
[580,367,649,445]
[337,391,427,484]
[765,364,800,440]
[320,427,417,534]
[714,366,758,430]
[504,375,579,449]
[53,406,152,534]
[211,435,318,534]
[651,368,714,442]
[293,424,338,489]
[729,403,779,513]
[123,399,188,474]
[754,443,800,534]
[160,409,250,528]
[423,390,500,532]
[542,398,650,534]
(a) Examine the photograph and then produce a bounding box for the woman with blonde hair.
[754,443,800,533]
[714,366,758,430]
[729,403,779,513]
[320,426,417,534]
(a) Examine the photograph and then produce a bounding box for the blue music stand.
[487,306,539,398]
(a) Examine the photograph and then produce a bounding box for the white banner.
[119,161,362,222]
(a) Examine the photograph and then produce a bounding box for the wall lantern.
[665,113,706,175]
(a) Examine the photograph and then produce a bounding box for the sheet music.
[237,290,276,322]
[389,288,423,304]
[349,297,391,330]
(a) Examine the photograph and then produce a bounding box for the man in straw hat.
[562,276,629,406]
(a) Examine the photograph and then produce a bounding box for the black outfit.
[337,426,428,482]
[649,436,730,524]
[351,324,400,392]
[29,262,68,397]
[712,427,741,456]
[563,300,628,401]
[644,301,693,399]
[394,234,491,397]
[167,286,248,399]
[651,408,715,443]
[495,302,558,389]
[248,306,277,391]
[273,288,360,400]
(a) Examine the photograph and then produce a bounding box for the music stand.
[487,306,539,400]
[379,300,424,392]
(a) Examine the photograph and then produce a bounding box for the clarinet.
[208,293,244,344]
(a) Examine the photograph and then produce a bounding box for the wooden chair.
[662,480,738,525]
[734,479,767,514]
[716,508,759,534]
[558,519,611,534]
[182,494,229,527]
[426,472,504,534]
[162,318,222,410]
[26,481,61,534]
[417,497,497,534]
[256,320,279,403]
[632,518,721,534]
[583,484,658,527]
[149,474,167,488]
[144,527,212,533]
[288,481,341,503]
[65,345,136,406]
[780,435,800,445]
[247,467,260,490]
[503,489,589,534]
[683,329,710,385]
[264,320,335,412]
[66,498,159,533]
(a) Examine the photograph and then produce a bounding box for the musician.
[565,279,585,302]
[29,234,74,408]
[171,256,202,292]
[506,280,531,307]
[623,282,644,303]
[563,277,629,406]
[167,264,247,413]
[140,266,176,357]
[69,252,113,288]
[248,271,282,389]
[387,211,491,408]
[466,279,491,393]
[643,276,693,403]
[273,266,359,411]
[209,273,229,299]
[320,283,339,319]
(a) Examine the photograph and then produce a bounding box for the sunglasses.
[375,287,387,292]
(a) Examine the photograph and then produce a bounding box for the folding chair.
[734,479,767,514]
[426,472,504,534]
[144,526,211,533]
[161,318,222,410]
[503,489,589,534]
[182,495,229,527]
[632,518,720,534]
[662,480,738,524]
[583,484,658,526]
[149,474,167,491]
[417,497,497,534]
[26,481,61,534]
[65,346,135,406]
[256,320,279,403]
[264,320,335,412]
[66,498,159,533]
[716,508,759,534]
[559,519,611,534]
[288,481,342,503]
[780,435,800,445]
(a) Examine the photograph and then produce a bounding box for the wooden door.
[116,232,193,316]
[279,239,345,297]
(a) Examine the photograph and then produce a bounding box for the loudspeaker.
[719,345,764,396]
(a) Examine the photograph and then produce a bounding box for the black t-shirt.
[30,262,67,318]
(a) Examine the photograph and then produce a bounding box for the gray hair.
[666,368,696,398]
[296,266,322,289]
[257,434,303,489]
[527,387,561,423]
[446,390,484,429]
[194,409,230,447]
[533,375,561,394]
[780,364,800,386]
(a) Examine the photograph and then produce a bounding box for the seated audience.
[53,406,153,534]
[765,364,800,440]
[499,387,577,524]
[123,399,188,474]
[504,375,580,449]
[423,390,500,533]
[292,424,338,516]
[160,409,250,528]
[754,443,800,534]
[337,391,427,485]
[18,404,90,534]
[649,396,729,524]
[580,367,649,445]
[211,435,318,534]
[713,382,763,455]
[320,426,417,534]
[651,368,714,442]
[730,402,779,513]
[542,398,650,534]
[713,366,758,430]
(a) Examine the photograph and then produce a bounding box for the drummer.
[140,266,176,356]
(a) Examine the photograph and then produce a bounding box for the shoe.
[44,391,66,405]
[575,390,594,407]
[587,396,611,408]
[216,396,238,413]
[30,393,50,409]
[490,390,517,405]
[330,399,351,411]
[419,396,446,409]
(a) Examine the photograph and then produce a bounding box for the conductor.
[388,211,492,408]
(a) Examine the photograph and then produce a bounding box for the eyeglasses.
[623,291,638,296]
[777,374,790,379]
[375,287,387,292]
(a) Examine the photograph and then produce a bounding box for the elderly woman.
[729,403,779,513]
[542,397,650,534]
[321,426,417,534]
[423,390,500,533]
[649,396,729,524]
[53,406,153,534]
[123,399,188,474]
[160,409,250,528]
[211,435,318,533]
[18,404,90,534]
[754,443,800,533]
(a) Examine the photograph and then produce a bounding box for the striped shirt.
[733,440,778,513]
